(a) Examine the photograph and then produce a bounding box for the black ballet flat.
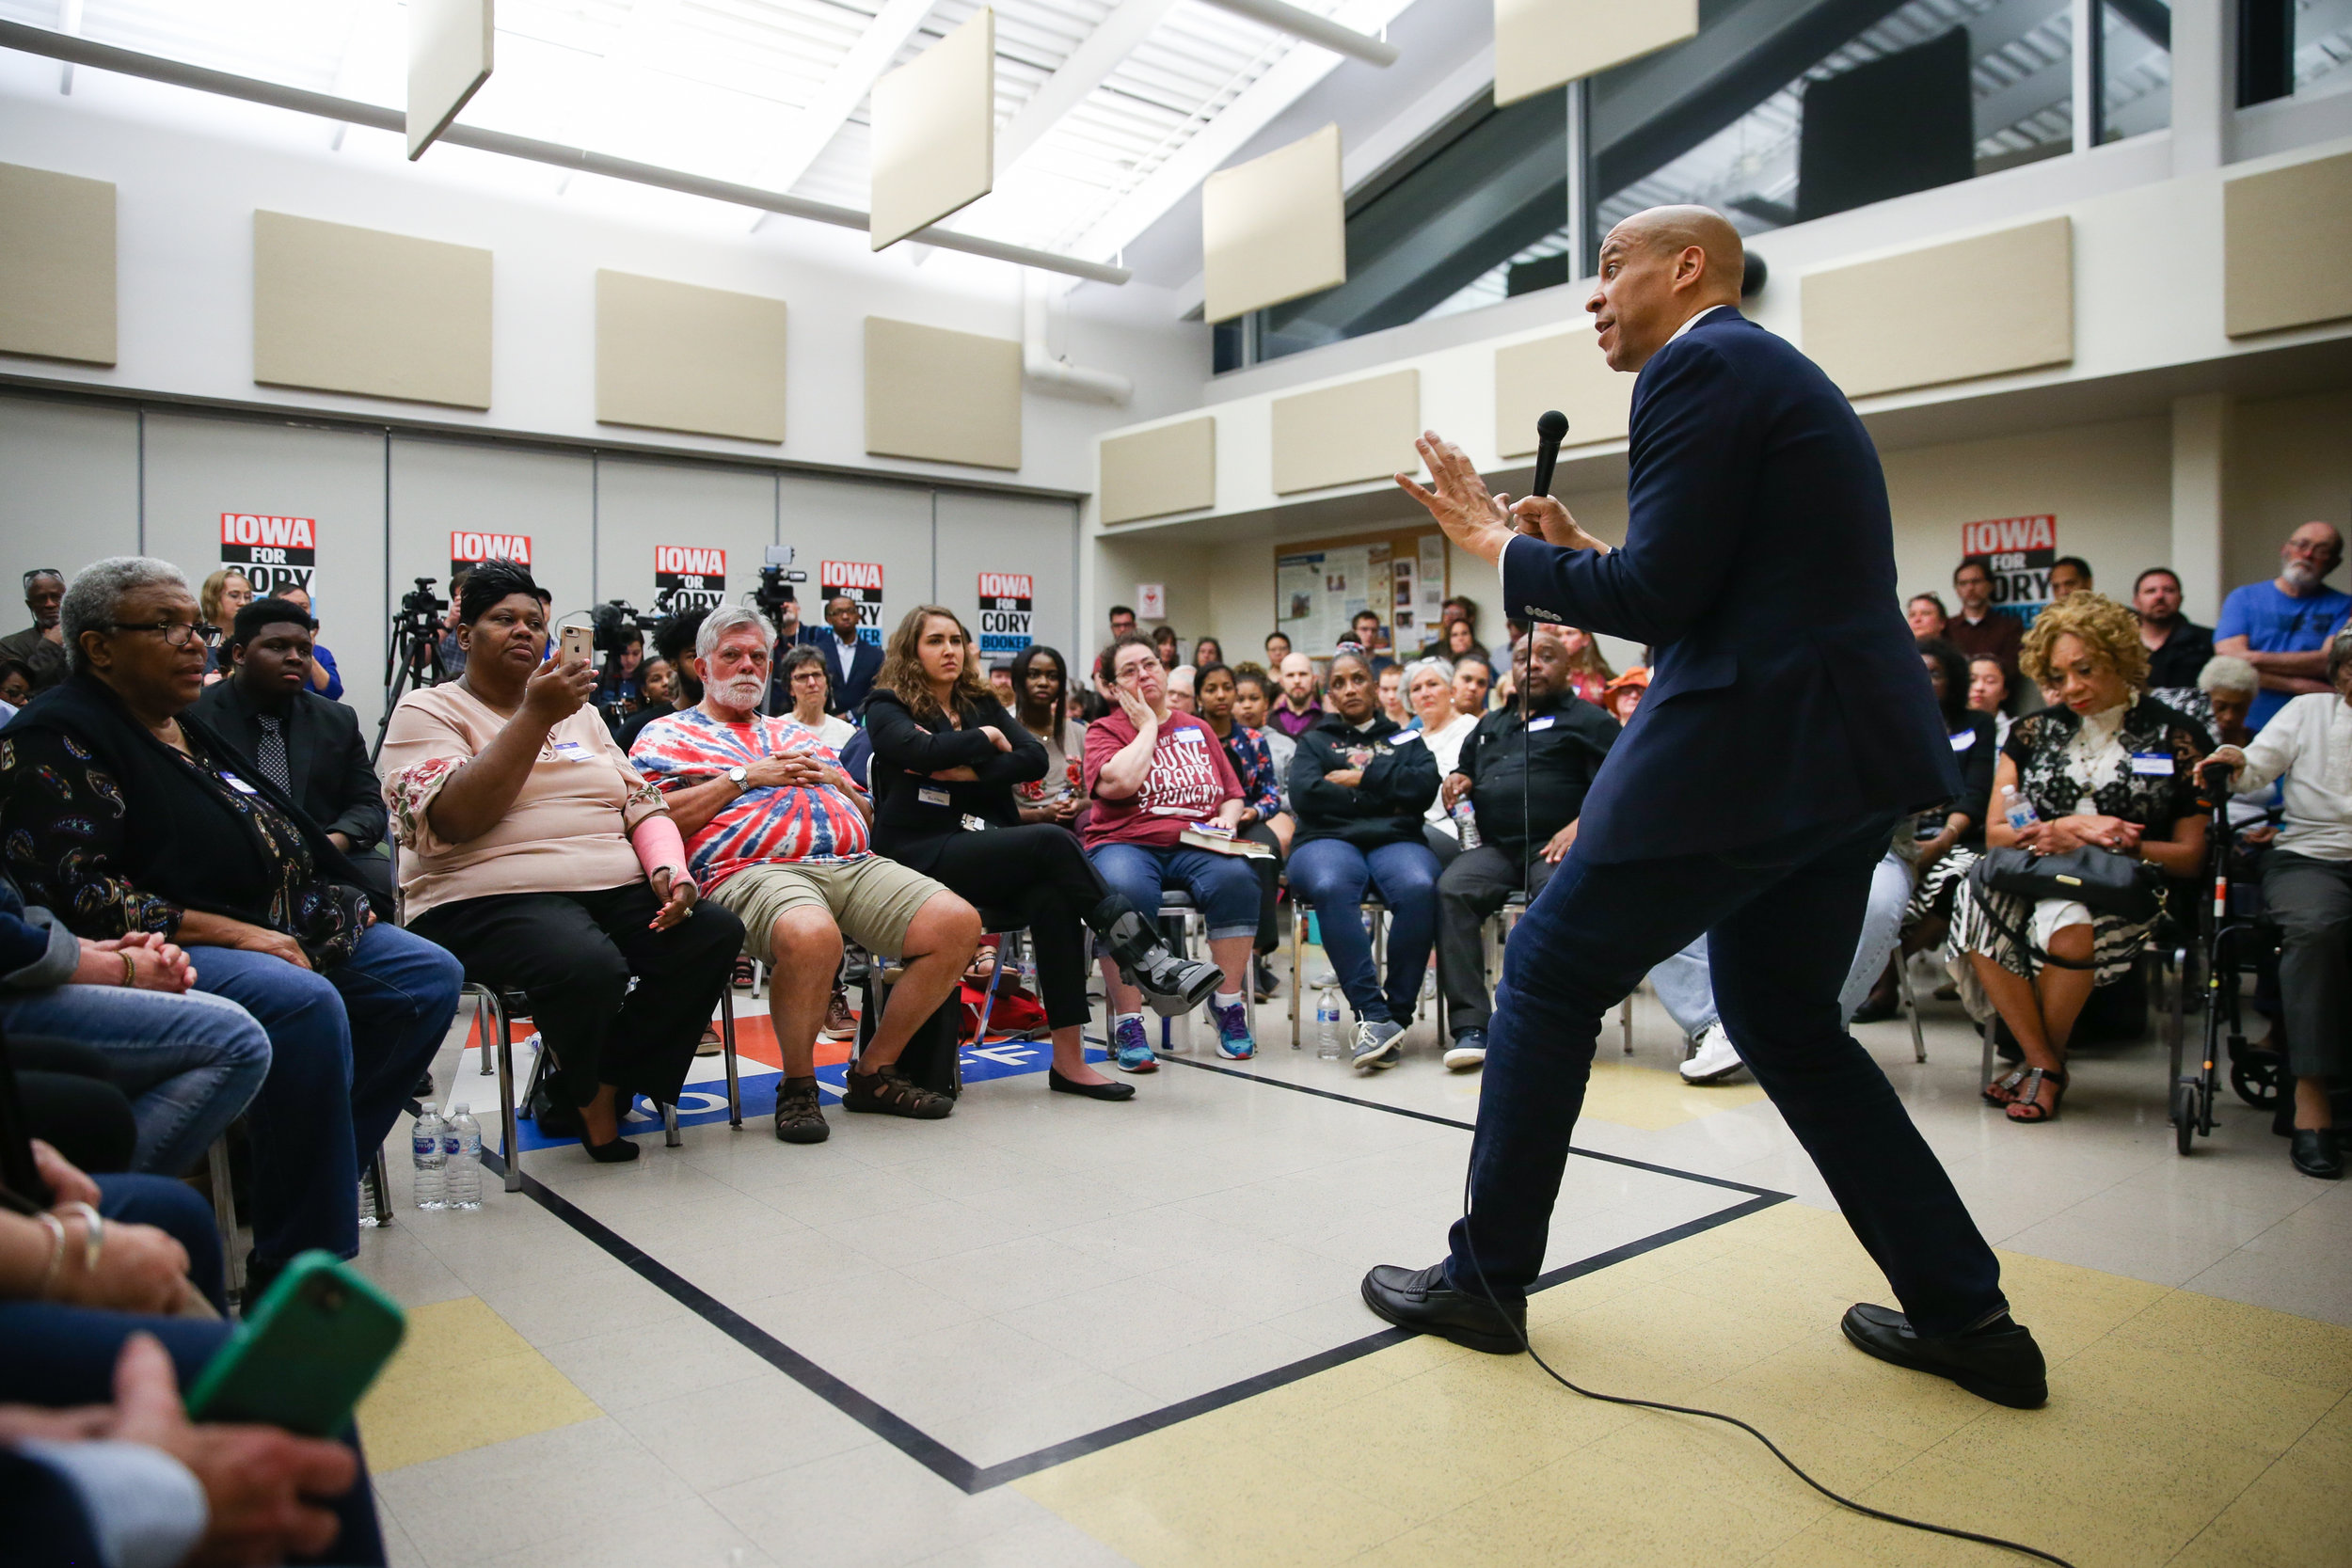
[1049,1069,1136,1101]
[582,1132,642,1163]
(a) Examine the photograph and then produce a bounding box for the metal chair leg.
[1290,902,1306,1049]
[207,1133,244,1304]
[487,991,522,1194]
[660,1100,681,1147]
[1896,955,1926,1063]
[1621,994,1633,1054]
[369,1147,393,1227]
[718,985,742,1130]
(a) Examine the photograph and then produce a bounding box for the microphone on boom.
[1531,410,1568,499]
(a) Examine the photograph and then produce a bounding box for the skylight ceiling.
[0,0,1412,269]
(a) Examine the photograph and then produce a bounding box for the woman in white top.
[1406,657,1477,866]
[2204,631,2352,1179]
[1009,644,1088,826]
[776,644,857,751]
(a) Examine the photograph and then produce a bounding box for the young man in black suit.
[1377,205,2043,1410]
[196,599,392,900]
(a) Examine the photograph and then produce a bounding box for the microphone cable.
[1448,594,2074,1567]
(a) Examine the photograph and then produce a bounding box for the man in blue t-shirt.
[2215,520,2352,729]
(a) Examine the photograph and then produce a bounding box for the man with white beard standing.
[2216,520,2352,732]
[629,607,983,1146]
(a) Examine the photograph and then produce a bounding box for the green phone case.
[183,1251,407,1437]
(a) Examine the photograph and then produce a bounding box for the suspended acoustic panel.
[1802,216,2073,399]
[0,163,116,366]
[1271,370,1418,496]
[1494,329,1629,457]
[2225,150,2352,338]
[252,212,491,409]
[865,316,1023,470]
[1494,0,1696,106]
[596,272,788,444]
[407,0,493,160]
[1102,417,1216,525]
[1201,123,1345,325]
[869,8,996,249]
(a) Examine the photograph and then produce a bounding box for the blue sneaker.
[1213,998,1257,1059]
[1112,1015,1157,1073]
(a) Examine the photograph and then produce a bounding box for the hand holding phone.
[558,624,595,666]
[184,1253,405,1438]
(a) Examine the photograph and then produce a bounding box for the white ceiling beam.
[747,0,940,227]
[1196,0,1398,67]
[994,0,1181,174]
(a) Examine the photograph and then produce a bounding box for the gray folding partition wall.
[0,390,1079,741]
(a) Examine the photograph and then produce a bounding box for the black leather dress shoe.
[2290,1129,2344,1180]
[1841,1304,2046,1408]
[1360,1263,1525,1355]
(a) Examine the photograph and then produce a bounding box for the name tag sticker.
[918,785,952,807]
[2131,752,2175,776]
[1173,729,1206,745]
[219,771,259,795]
[551,739,594,763]
[1388,732,1422,748]
[1526,716,1557,733]
[1950,730,1977,752]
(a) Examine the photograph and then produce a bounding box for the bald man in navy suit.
[1365,207,2045,1409]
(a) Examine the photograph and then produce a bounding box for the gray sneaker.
[1351,1019,1406,1072]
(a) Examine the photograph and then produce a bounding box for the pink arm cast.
[631,815,690,883]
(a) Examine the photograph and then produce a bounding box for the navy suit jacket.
[1501,308,1958,863]
[784,626,882,718]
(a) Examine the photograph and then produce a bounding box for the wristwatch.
[726,766,749,791]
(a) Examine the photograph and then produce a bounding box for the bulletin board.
[1274,525,1451,660]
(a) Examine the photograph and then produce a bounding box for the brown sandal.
[2006,1067,2069,1123]
[842,1062,954,1120]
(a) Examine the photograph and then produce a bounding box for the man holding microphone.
[1368,206,2045,1409]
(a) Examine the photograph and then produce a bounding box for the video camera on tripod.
[590,598,652,656]
[372,576,453,763]
[753,544,807,635]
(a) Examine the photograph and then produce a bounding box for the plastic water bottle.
[358,1165,381,1229]
[1015,942,1038,996]
[445,1104,483,1211]
[1452,797,1482,849]
[1316,984,1343,1059]
[2001,785,2039,834]
[411,1103,446,1211]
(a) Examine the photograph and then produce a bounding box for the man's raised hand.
[1395,433,1514,564]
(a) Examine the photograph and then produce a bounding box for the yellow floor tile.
[356,1295,603,1472]
[1576,1059,1771,1130]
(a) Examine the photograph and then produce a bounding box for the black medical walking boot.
[1089,894,1221,1017]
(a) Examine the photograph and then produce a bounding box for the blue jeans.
[1650,849,1915,1039]
[1288,837,1441,1024]
[94,1171,229,1314]
[1446,813,2004,1337]
[0,986,270,1178]
[1088,843,1263,946]
[190,923,462,1267]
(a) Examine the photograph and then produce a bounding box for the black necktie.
[253,715,292,796]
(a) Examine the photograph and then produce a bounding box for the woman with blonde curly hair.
[1953,592,2210,1123]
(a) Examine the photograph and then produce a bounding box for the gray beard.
[2284,562,2320,590]
[714,677,766,711]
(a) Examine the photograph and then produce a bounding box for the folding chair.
[1288,895,1394,1049]
[1433,892,1629,1053]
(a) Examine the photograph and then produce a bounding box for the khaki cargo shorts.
[707,856,950,966]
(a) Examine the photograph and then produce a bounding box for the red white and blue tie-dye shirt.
[628,710,870,891]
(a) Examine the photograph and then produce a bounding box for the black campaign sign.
[654,546,727,611]
[219,513,316,599]
[821,560,884,646]
[977,572,1033,657]
[1963,515,2056,623]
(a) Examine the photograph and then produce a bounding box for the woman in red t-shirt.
[1083,636,1263,1069]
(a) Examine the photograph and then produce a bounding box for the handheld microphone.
[1531,409,1569,499]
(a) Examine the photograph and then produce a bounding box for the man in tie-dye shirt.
[628,607,981,1144]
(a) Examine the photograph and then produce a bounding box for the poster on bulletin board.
[1275,526,1449,661]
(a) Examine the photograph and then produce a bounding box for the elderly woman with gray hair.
[0,557,462,1292]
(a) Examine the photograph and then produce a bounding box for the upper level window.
[2238,0,2352,106]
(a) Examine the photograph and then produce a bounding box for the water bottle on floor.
[1316,984,1343,1060]
[358,1164,381,1229]
[446,1104,483,1211]
[412,1104,446,1210]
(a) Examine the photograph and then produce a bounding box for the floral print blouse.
[2001,695,2211,831]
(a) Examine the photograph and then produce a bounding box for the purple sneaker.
[1213,997,1257,1060]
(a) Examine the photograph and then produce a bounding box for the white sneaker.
[1679,1024,1746,1085]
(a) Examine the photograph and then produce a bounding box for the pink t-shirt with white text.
[1080,710,1243,848]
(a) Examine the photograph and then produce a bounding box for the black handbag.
[1967,846,2166,969]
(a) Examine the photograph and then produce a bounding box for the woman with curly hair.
[1954,593,2210,1123]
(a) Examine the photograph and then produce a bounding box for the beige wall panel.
[0,163,116,366]
[1202,124,1345,325]
[1494,0,1696,106]
[869,8,995,249]
[1271,370,1419,496]
[1802,216,2073,398]
[864,316,1022,470]
[2223,150,2352,338]
[2225,388,2352,591]
[407,0,493,159]
[596,271,788,443]
[1101,418,1216,525]
[252,211,491,408]
[1494,329,1630,457]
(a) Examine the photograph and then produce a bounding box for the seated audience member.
[594,631,646,728]
[436,567,471,680]
[194,570,252,683]
[196,599,394,899]
[381,562,740,1164]
[1438,614,1488,666]
[2204,629,2352,1179]
[0,568,69,695]
[276,583,343,702]
[2134,568,2214,691]
[1197,662,1291,993]
[1406,658,1476,864]
[1107,605,1138,641]
[2200,656,2259,748]
[1192,637,1225,670]
[1166,663,1197,715]
[1270,651,1325,738]
[1,870,269,1177]
[1967,654,2014,748]
[0,657,33,721]
[2217,521,2352,730]
[639,655,676,710]
[1907,593,1949,641]
[1452,654,1494,718]
[1151,625,1182,671]
[776,643,857,751]
[1,557,460,1288]
[1231,669,1297,818]
[987,661,1017,708]
[867,609,1216,1093]
[1348,610,1394,673]
[1263,630,1292,667]
[1434,627,1618,1071]
[2048,558,2093,599]
[1955,593,2210,1125]
[1947,557,2023,684]
[1009,643,1087,825]
[793,595,882,719]
[1557,627,1614,706]
[1378,663,1410,726]
[1084,634,1263,1067]
[630,608,980,1140]
[615,608,707,752]
[1600,666,1648,723]
[1289,651,1442,1069]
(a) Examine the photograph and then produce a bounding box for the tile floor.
[351,956,2351,1567]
